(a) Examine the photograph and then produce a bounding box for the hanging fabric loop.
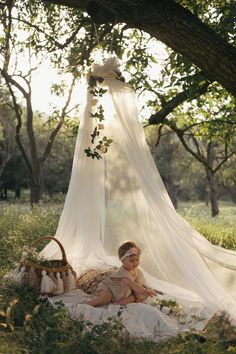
[93,21,100,47]
[90,1,117,54]
[109,15,117,54]
[92,18,117,54]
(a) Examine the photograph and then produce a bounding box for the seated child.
[87,241,163,307]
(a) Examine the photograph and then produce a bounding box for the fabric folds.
[42,57,236,323]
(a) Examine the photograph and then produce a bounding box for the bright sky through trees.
[30,61,81,113]
[0,14,168,119]
[15,37,167,118]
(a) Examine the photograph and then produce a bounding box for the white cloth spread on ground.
[42,57,236,340]
[50,289,179,341]
[50,288,214,341]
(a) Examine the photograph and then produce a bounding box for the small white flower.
[161,306,171,315]
[91,98,99,106]
[99,145,107,153]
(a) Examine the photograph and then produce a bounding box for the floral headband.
[120,246,142,261]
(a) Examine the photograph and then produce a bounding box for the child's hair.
[118,241,136,259]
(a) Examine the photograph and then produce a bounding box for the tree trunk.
[42,0,236,97]
[165,177,178,209]
[228,184,236,204]
[205,142,219,217]
[231,192,236,204]
[29,163,42,204]
[205,168,219,217]
[0,185,8,200]
[15,186,21,199]
[30,181,42,204]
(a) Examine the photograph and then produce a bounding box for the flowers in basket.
[5,237,77,297]
[20,245,51,267]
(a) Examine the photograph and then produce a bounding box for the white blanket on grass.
[50,289,215,342]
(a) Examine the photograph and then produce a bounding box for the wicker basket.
[19,236,76,295]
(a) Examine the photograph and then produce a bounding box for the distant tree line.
[0,98,76,200]
[0,0,235,217]
[146,126,236,210]
[0,106,236,210]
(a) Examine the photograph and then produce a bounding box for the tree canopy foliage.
[41,0,236,96]
[0,0,235,214]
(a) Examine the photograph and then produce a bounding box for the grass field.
[0,201,236,353]
[179,201,236,249]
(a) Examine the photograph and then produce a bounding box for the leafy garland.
[84,75,113,160]
[84,70,125,160]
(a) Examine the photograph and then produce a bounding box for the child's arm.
[135,269,165,295]
[122,277,157,297]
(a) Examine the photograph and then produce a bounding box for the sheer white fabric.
[42,57,236,324]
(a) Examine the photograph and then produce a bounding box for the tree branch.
[41,0,236,96]
[1,68,38,163]
[214,152,235,173]
[12,16,87,50]
[3,0,13,71]
[1,69,29,97]
[6,83,34,179]
[168,121,211,169]
[149,82,209,125]
[190,133,204,159]
[41,76,76,163]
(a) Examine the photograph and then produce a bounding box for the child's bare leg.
[87,290,112,307]
[112,294,136,305]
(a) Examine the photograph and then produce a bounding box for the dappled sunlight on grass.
[178,201,236,250]
[179,201,236,219]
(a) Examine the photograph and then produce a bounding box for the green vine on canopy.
[84,75,113,160]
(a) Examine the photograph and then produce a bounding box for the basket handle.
[31,236,68,263]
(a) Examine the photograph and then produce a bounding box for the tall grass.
[0,203,61,277]
[0,201,236,353]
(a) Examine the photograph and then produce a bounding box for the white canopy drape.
[42,57,236,322]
